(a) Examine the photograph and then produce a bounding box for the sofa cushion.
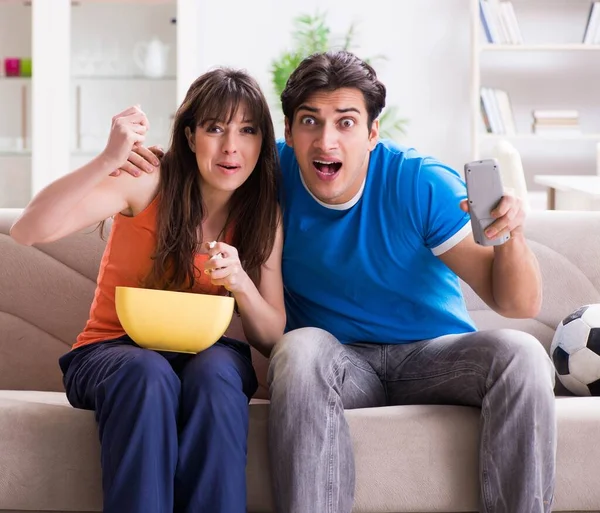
[1,391,599,513]
[0,391,101,512]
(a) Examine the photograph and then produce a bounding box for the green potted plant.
[271,12,408,140]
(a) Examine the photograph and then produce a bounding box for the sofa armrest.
[462,210,600,354]
[0,209,106,391]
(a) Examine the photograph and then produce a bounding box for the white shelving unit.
[481,43,600,51]
[481,133,600,141]
[69,1,178,170]
[0,2,32,208]
[0,0,206,208]
[470,0,600,180]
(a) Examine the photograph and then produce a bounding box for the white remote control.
[464,158,510,247]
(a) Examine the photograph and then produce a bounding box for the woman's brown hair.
[146,68,280,291]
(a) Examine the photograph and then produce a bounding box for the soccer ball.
[551,304,600,396]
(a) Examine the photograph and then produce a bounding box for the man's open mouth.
[313,160,342,175]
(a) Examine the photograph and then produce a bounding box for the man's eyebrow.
[296,105,361,115]
[335,107,361,114]
[296,105,319,113]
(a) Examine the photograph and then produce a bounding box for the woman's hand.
[204,241,251,294]
[102,105,149,172]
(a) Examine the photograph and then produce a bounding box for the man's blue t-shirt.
[278,139,477,344]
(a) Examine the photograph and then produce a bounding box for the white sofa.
[1,207,600,513]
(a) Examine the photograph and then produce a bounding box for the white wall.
[189,0,473,172]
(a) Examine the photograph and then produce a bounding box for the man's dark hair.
[281,50,386,127]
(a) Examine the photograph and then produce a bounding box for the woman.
[10,68,285,513]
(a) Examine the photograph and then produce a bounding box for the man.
[267,50,555,513]
[123,51,556,513]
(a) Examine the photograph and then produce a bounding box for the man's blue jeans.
[268,327,556,513]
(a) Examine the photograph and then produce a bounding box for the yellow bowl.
[115,286,234,354]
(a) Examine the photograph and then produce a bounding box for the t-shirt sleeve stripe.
[430,220,472,256]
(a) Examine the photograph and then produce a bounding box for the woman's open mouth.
[217,163,241,175]
[313,159,342,181]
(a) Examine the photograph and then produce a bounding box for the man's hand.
[447,190,540,318]
[460,191,525,241]
[110,145,164,177]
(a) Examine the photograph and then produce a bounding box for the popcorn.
[207,241,223,269]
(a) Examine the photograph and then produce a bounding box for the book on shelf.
[583,2,600,44]
[479,0,523,45]
[480,87,516,135]
[532,110,581,135]
[533,110,579,119]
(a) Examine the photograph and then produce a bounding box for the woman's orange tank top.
[74,196,227,349]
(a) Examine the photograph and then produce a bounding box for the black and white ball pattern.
[551,304,600,396]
